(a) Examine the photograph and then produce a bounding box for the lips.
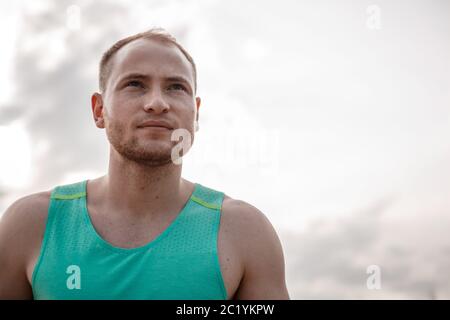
[137,120,174,130]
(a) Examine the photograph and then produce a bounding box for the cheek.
[185,104,197,120]
[104,99,134,128]
[109,92,140,111]
[172,100,195,124]
[104,114,128,138]
[181,111,196,130]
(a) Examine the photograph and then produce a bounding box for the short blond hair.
[99,28,197,94]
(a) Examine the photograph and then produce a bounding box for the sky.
[0,0,449,299]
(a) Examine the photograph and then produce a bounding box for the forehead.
[108,38,194,85]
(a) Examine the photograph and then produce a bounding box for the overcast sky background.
[0,0,449,299]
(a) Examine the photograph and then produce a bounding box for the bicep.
[233,207,290,300]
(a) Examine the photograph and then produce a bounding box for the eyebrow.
[117,73,192,90]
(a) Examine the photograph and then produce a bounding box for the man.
[0,28,289,300]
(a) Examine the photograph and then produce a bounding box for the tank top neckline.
[81,179,198,254]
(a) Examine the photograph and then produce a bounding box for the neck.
[96,148,190,218]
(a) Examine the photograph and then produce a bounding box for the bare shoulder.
[0,190,52,259]
[1,190,52,237]
[220,195,284,259]
[0,190,52,298]
[220,195,290,299]
[221,196,276,243]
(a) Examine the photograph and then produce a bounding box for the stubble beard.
[106,121,175,167]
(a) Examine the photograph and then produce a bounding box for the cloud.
[0,0,449,300]
[282,166,450,299]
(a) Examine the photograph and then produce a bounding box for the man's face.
[92,38,200,166]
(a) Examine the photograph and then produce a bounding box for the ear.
[195,96,201,122]
[91,93,105,129]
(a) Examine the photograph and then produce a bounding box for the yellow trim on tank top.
[51,192,86,200]
[191,195,221,210]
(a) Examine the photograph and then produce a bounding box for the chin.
[126,150,174,166]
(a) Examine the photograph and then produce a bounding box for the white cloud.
[0,0,449,299]
[0,122,32,189]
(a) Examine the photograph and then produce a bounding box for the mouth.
[139,125,171,130]
[137,120,174,130]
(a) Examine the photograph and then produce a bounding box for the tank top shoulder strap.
[190,183,225,211]
[50,180,87,200]
[32,180,88,289]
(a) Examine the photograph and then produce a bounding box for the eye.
[168,83,187,92]
[126,80,144,88]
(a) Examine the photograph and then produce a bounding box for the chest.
[88,211,243,299]
[28,207,243,300]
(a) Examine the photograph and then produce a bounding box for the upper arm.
[0,193,50,299]
[223,200,290,300]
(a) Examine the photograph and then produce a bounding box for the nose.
[143,89,170,114]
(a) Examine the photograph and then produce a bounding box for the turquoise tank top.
[31,180,228,300]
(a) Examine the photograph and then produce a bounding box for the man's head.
[98,28,197,94]
[91,28,200,166]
